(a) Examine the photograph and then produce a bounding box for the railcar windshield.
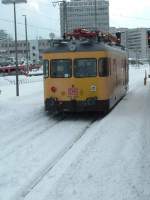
[51,59,72,78]
[74,58,97,78]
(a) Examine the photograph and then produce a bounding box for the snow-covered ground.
[0,65,150,200]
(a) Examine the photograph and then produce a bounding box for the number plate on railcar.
[68,87,79,97]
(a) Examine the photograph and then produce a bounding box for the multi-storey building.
[0,30,8,41]
[0,39,50,64]
[126,28,148,60]
[60,0,109,36]
[110,27,149,60]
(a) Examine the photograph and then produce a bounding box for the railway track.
[0,113,66,161]
[12,115,98,200]
[0,111,101,200]
[20,118,97,200]
[22,117,97,200]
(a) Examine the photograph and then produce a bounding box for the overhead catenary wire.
[0,17,58,32]
[17,7,60,23]
[1,4,150,40]
[111,13,150,22]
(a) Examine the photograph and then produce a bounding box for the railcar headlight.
[51,86,57,93]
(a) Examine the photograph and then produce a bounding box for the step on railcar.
[43,29,128,113]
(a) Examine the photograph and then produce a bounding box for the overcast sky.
[0,0,150,40]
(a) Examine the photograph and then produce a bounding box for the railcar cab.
[43,28,122,79]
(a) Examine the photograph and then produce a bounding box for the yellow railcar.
[43,39,128,113]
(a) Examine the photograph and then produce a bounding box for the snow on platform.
[0,65,150,200]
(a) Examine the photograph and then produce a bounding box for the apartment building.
[60,0,109,36]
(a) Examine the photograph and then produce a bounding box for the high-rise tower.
[60,0,109,36]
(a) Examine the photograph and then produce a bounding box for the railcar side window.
[74,58,97,78]
[99,58,109,77]
[43,60,49,77]
[51,59,72,78]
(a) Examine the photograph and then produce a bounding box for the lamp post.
[22,14,29,73]
[94,0,97,30]
[2,0,27,96]
[13,1,19,96]
[52,0,67,35]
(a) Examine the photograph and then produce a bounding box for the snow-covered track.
[0,113,100,200]
[0,113,66,160]
[19,117,98,200]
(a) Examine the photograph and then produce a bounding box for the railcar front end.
[43,48,128,113]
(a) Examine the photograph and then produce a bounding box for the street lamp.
[22,14,29,73]
[52,1,67,35]
[2,0,27,96]
[94,0,97,30]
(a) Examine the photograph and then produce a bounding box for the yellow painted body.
[43,50,128,111]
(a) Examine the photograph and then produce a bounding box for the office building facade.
[60,0,109,36]
[0,39,50,64]
[0,30,8,41]
[126,28,148,60]
[110,27,149,60]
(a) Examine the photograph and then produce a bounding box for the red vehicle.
[0,65,24,74]
[0,64,41,75]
